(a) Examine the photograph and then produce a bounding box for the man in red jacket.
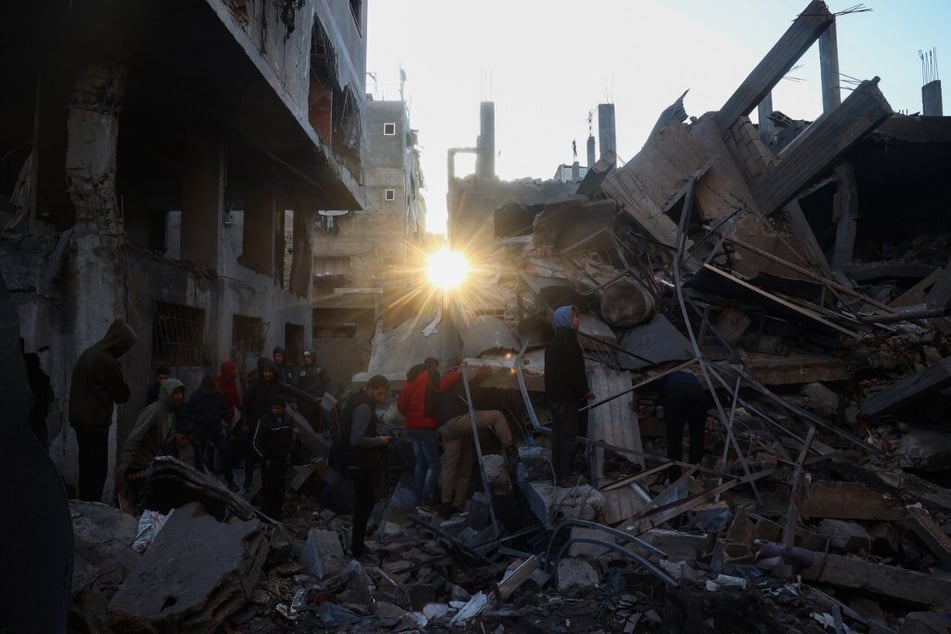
[398,358,459,511]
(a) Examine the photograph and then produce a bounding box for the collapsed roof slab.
[750,79,893,216]
[716,0,834,130]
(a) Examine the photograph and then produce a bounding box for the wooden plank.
[784,200,833,276]
[801,481,906,521]
[860,356,951,418]
[753,79,892,215]
[925,262,951,309]
[718,0,833,127]
[891,268,940,307]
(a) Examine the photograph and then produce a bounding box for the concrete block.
[523,481,606,528]
[556,557,600,592]
[818,519,871,552]
[300,528,347,580]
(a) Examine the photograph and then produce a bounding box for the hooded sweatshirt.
[119,378,185,472]
[216,360,241,419]
[69,319,137,432]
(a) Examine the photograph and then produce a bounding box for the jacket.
[183,388,229,441]
[398,369,460,430]
[252,411,294,461]
[68,319,136,431]
[242,360,286,431]
[119,378,184,472]
[216,360,241,418]
[544,326,589,404]
[334,389,386,469]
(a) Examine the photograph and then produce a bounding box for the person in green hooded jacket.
[68,318,137,501]
[117,378,186,506]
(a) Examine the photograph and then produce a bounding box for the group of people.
[397,357,517,519]
[68,322,328,520]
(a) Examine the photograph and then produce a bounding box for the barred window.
[152,301,205,365]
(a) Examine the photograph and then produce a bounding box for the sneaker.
[355,551,381,566]
[415,505,437,516]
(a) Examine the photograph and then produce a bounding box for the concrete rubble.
[59,2,951,633]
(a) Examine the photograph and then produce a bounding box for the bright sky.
[366,1,950,236]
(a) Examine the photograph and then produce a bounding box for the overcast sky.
[366,1,950,235]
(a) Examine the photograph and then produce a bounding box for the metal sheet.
[616,313,693,370]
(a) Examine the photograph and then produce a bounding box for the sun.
[425,248,470,290]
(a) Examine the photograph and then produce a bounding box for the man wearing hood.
[69,318,137,501]
[297,350,325,428]
[544,306,595,487]
[117,378,186,507]
[240,357,286,490]
[272,346,298,387]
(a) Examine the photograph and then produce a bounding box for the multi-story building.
[0,0,367,499]
[311,94,427,388]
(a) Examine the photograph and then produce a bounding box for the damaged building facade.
[312,93,429,386]
[0,0,367,498]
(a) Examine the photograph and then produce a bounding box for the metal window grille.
[152,301,205,365]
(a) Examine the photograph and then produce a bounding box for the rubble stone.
[556,557,600,591]
[300,528,347,580]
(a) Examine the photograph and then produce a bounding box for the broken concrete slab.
[802,551,951,607]
[905,505,951,569]
[107,502,268,632]
[523,481,606,528]
[818,519,872,553]
[616,313,694,370]
[860,356,951,418]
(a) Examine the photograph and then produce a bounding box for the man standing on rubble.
[659,370,708,482]
[436,363,517,518]
[240,357,286,491]
[272,345,297,387]
[333,375,391,565]
[252,395,295,519]
[69,318,136,501]
[544,306,594,487]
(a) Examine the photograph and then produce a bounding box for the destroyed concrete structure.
[0,0,367,500]
[7,1,951,632]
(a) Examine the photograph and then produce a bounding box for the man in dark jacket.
[544,306,594,487]
[69,318,137,501]
[252,395,295,519]
[297,349,325,428]
[335,375,391,565]
[272,346,297,387]
[184,373,236,490]
[659,371,708,481]
[240,357,286,490]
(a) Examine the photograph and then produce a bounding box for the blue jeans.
[407,428,439,505]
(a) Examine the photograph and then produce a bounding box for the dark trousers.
[260,459,287,519]
[348,467,376,557]
[198,427,235,485]
[663,382,708,480]
[75,428,109,501]
[551,400,580,481]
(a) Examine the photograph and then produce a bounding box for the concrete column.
[923,80,943,116]
[476,101,495,179]
[598,104,616,158]
[832,162,858,270]
[586,135,596,169]
[757,92,775,146]
[819,20,841,113]
[240,178,276,277]
[180,136,223,270]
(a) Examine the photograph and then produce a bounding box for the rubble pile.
[64,2,951,632]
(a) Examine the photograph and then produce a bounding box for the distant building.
[311,96,428,386]
[0,0,367,499]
